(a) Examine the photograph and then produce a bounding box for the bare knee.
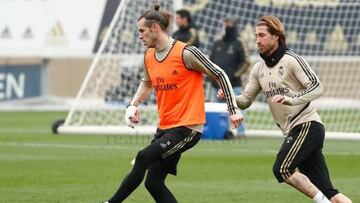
[284,171,319,198]
[284,171,305,184]
[330,193,352,203]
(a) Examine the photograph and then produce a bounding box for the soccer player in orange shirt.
[103,4,243,203]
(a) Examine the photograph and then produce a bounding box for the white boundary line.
[1,142,359,156]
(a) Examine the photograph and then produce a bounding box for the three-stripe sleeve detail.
[185,46,236,114]
[286,51,320,98]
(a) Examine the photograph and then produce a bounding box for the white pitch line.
[0,129,49,134]
[0,142,278,154]
[0,142,136,150]
[1,142,359,156]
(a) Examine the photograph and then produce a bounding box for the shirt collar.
[260,44,288,67]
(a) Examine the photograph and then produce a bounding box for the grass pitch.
[0,111,359,203]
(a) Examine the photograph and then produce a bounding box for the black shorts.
[272,121,339,199]
[143,126,201,176]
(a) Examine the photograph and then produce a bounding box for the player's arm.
[235,63,262,109]
[183,46,239,115]
[129,65,153,106]
[273,55,323,105]
[125,63,152,127]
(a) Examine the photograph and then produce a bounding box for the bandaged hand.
[125,105,140,128]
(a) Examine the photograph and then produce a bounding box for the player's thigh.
[137,133,180,163]
[147,127,200,175]
[299,149,339,199]
[299,148,330,181]
[273,122,324,178]
[142,126,200,160]
[297,122,327,176]
[160,126,201,159]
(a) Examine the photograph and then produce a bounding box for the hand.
[217,88,224,100]
[125,105,140,128]
[271,95,286,104]
[229,111,244,129]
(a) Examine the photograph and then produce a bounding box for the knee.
[135,150,149,167]
[329,193,352,203]
[145,178,162,193]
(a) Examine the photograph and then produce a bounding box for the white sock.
[313,191,331,203]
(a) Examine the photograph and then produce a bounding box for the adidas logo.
[48,21,65,37]
[22,27,34,39]
[0,27,11,38]
[285,136,293,143]
[45,21,68,46]
[172,70,179,75]
[79,28,90,40]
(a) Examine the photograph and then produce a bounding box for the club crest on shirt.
[278,66,284,77]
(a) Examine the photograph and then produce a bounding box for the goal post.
[57,0,360,139]
[57,0,178,135]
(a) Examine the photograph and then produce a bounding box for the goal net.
[58,0,360,139]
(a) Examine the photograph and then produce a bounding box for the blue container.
[203,111,229,140]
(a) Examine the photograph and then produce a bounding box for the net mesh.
[64,0,360,134]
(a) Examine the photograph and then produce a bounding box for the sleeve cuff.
[283,96,294,105]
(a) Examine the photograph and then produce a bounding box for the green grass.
[0,112,359,202]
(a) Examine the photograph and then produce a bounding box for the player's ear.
[151,23,160,33]
[274,35,279,41]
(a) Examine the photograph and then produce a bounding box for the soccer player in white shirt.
[219,15,352,203]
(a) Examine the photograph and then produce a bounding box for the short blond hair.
[256,15,286,46]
